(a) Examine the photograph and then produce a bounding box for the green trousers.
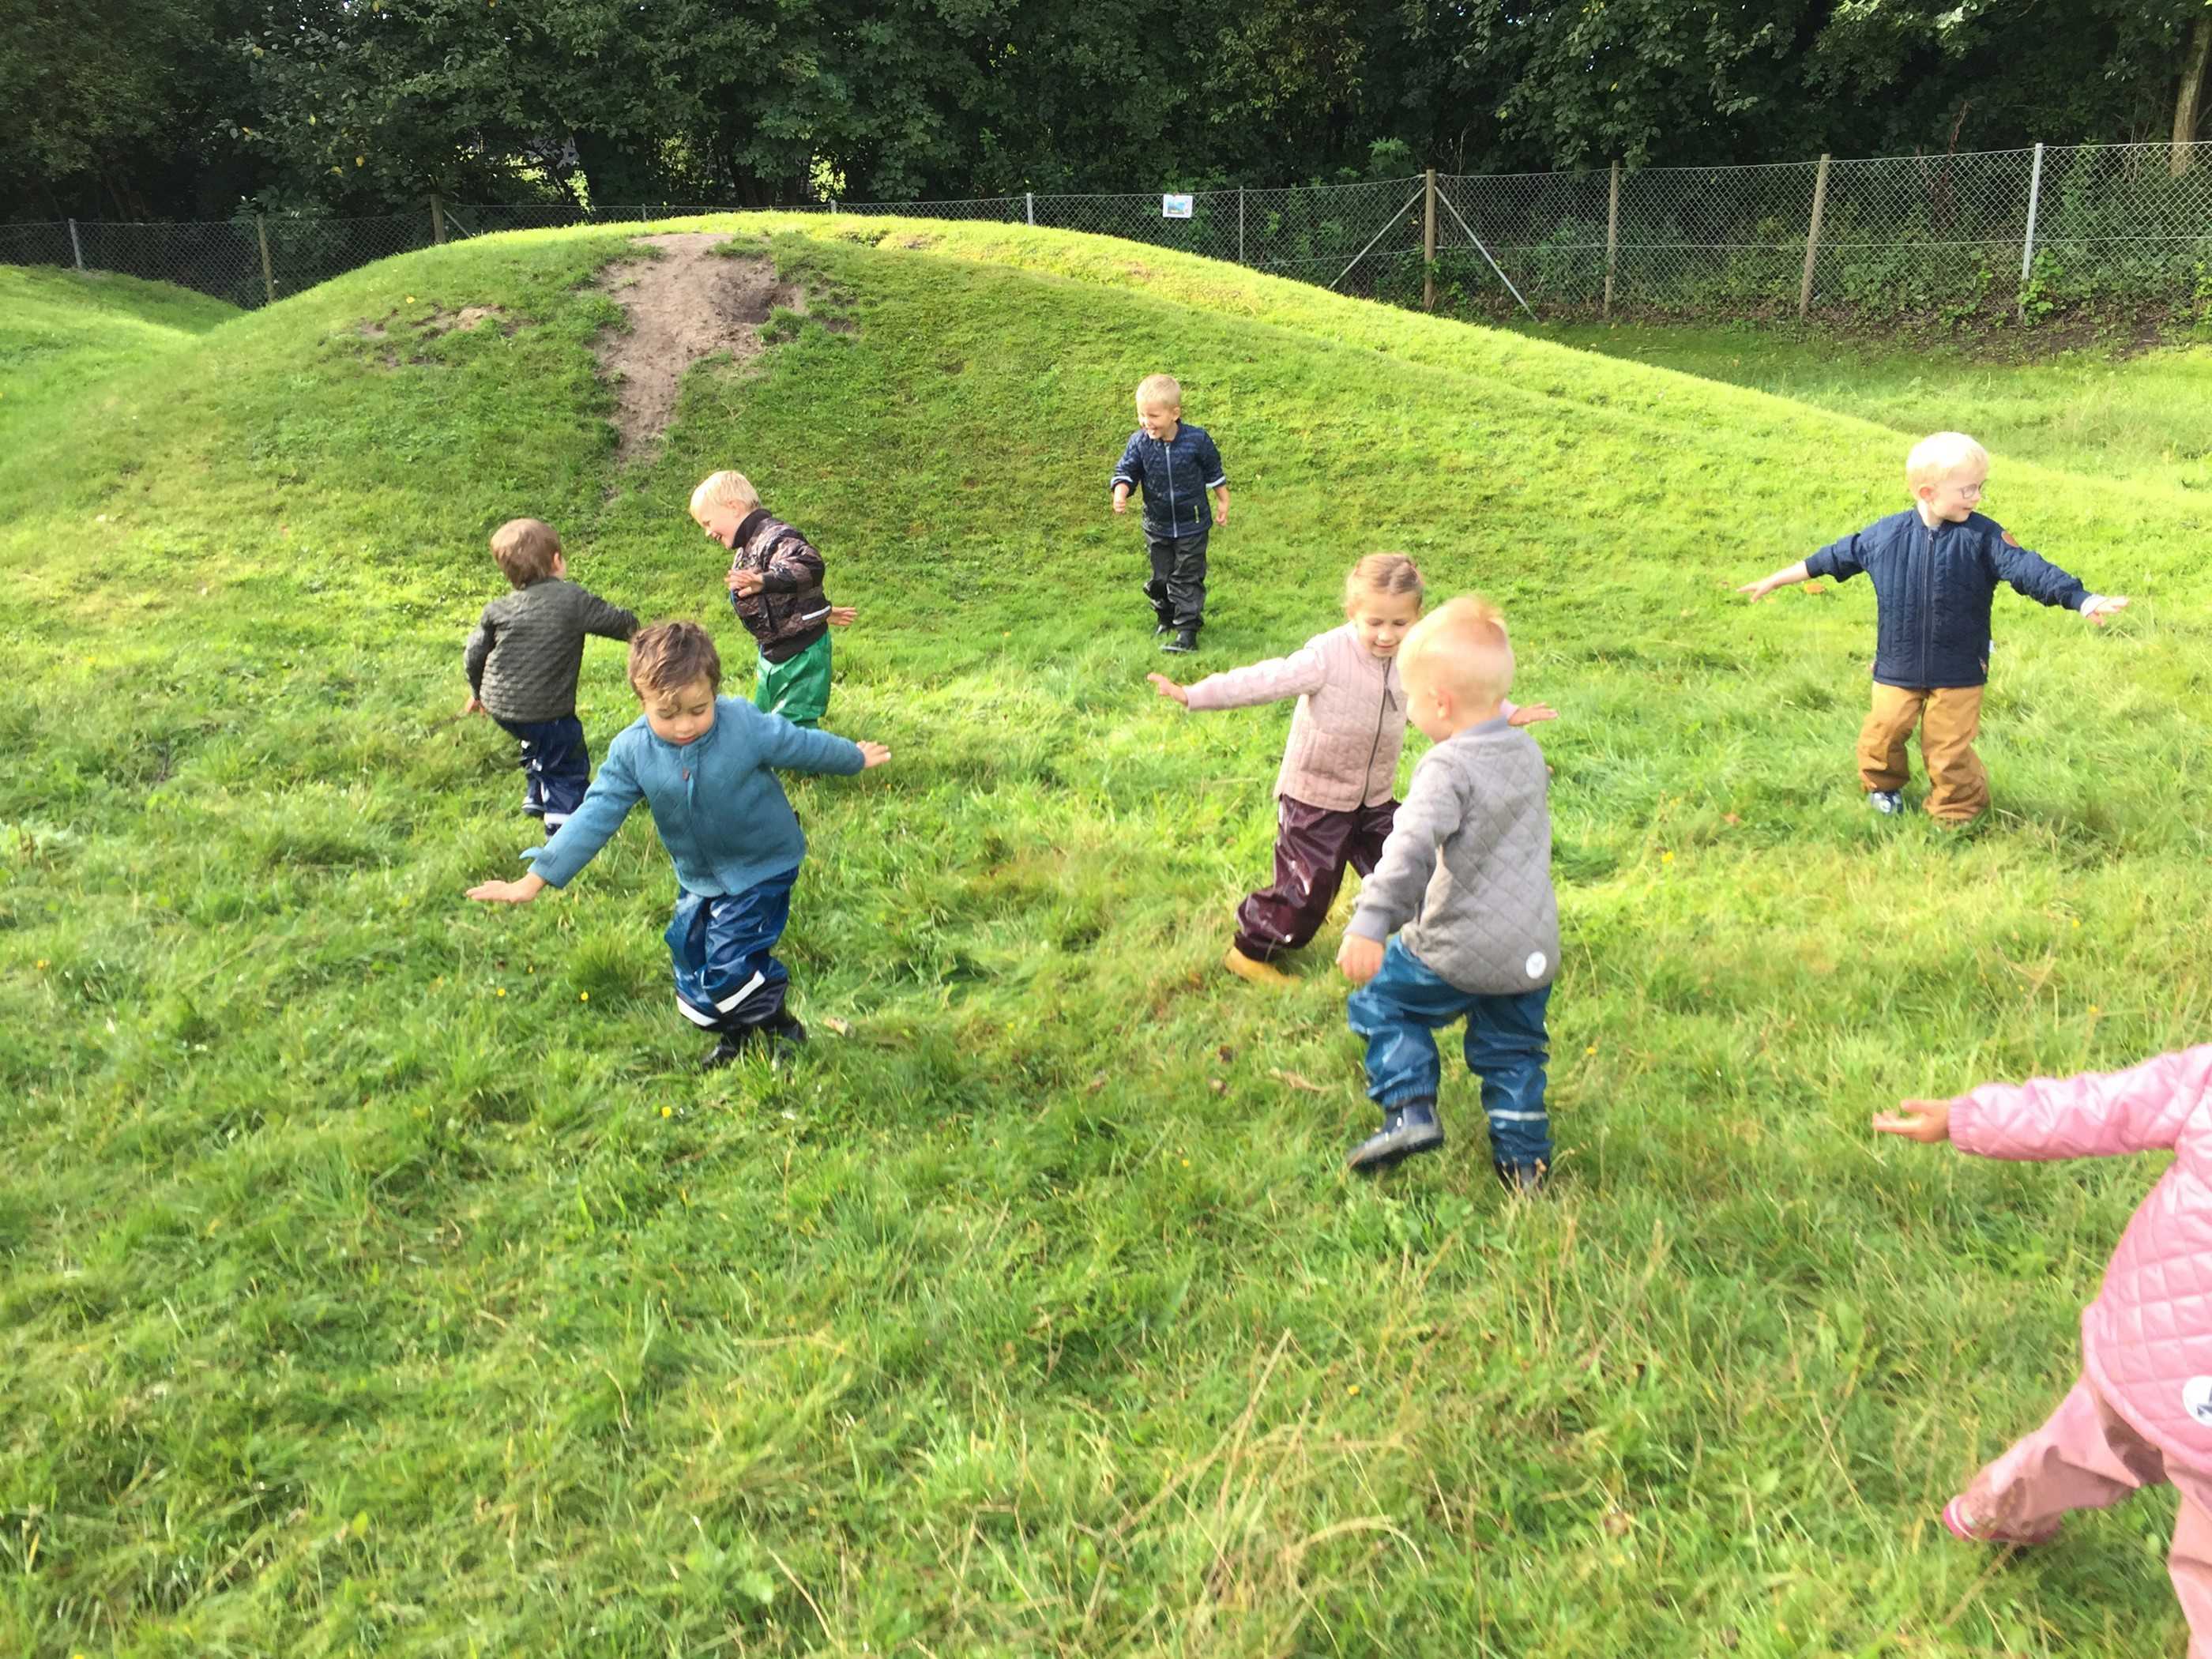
[754,631,832,728]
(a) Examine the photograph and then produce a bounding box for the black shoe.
[1153,616,1175,636]
[1346,1100,1444,1172]
[1494,1160,1550,1196]
[765,1010,807,1049]
[1161,626,1198,655]
[700,1029,762,1070]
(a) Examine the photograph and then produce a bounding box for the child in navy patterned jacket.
[1111,372,1228,656]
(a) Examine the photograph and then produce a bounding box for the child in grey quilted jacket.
[1335,596,1559,1191]
[461,517,637,829]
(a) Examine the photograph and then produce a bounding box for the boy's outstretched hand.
[1872,1099,1953,1143]
[728,567,765,597]
[1147,672,1190,705]
[828,606,859,627]
[1337,934,1384,984]
[468,873,547,905]
[2081,595,2131,626]
[856,741,892,769]
[1507,703,1558,727]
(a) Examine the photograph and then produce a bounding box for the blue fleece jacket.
[528,697,864,896]
[1804,510,2093,689]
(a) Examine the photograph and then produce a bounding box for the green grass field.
[3,223,2209,1657]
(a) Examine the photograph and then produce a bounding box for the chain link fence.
[9,143,2212,326]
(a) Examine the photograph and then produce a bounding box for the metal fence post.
[1603,162,1620,316]
[67,218,84,273]
[1422,168,1438,310]
[1237,186,1246,265]
[1798,153,1831,320]
[431,194,446,245]
[2019,141,2046,318]
[1025,190,1034,227]
[255,215,275,306]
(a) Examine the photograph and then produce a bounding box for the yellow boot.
[1222,945,1296,988]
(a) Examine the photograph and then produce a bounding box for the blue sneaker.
[1868,789,1903,815]
[1347,1100,1444,1172]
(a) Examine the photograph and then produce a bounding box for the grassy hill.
[0,266,238,442]
[1,220,2205,1657]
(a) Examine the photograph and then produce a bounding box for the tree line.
[6,0,2209,224]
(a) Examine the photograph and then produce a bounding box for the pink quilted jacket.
[1181,625,1406,811]
[1951,1044,2212,1473]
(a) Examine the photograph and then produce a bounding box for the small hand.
[827,605,859,627]
[2082,595,2131,626]
[1214,506,1228,527]
[466,876,543,905]
[1147,672,1189,705]
[461,694,484,717]
[1111,490,1130,516]
[1872,1099,1953,1143]
[1337,935,1385,985]
[1507,702,1557,727]
[728,567,765,597]
[856,740,891,769]
[1736,577,1781,602]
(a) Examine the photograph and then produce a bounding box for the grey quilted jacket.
[1346,716,1559,995]
[463,578,638,723]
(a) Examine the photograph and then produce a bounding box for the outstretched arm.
[1878,1046,2212,1162]
[1739,560,1812,602]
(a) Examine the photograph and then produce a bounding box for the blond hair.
[1345,552,1424,610]
[627,620,723,696]
[689,470,762,517]
[1400,594,1514,705]
[1905,432,1989,491]
[1134,373,1183,412]
[490,517,562,586]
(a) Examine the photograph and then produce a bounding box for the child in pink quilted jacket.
[1149,555,1553,988]
[1875,1046,2212,1653]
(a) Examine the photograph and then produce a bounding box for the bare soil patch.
[593,233,807,465]
[356,304,510,343]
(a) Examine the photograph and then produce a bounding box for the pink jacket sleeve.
[1183,645,1330,712]
[1950,1045,2212,1162]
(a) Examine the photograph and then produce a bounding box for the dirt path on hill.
[594,232,806,465]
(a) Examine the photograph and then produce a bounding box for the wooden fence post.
[431,194,446,245]
[1238,186,1245,265]
[1798,152,1830,321]
[68,218,85,272]
[1603,161,1620,317]
[1423,168,1438,310]
[256,214,275,306]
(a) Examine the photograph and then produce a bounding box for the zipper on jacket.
[1921,522,1936,686]
[1362,658,1395,801]
[1160,432,1178,531]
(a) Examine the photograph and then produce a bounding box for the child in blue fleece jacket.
[465,621,890,1068]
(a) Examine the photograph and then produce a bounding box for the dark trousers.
[1347,939,1553,1167]
[665,870,797,1035]
[1234,796,1398,961]
[494,714,592,828]
[1143,529,1209,628]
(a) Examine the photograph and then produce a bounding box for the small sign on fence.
[1161,194,1194,220]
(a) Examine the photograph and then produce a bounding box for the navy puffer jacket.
[1804,510,2090,688]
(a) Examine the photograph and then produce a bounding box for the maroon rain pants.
[1233,796,1398,961]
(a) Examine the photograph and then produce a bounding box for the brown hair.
[627,621,723,697]
[1344,552,1424,610]
[490,517,562,586]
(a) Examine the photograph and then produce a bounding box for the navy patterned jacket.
[1111,423,1226,540]
[1804,510,2093,689]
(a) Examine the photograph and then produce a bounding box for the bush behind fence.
[10,143,2212,327]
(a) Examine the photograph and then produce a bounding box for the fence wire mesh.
[9,143,2212,325]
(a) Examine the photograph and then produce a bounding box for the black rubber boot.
[1161,625,1199,655]
[1494,1160,1551,1196]
[1346,1100,1444,1173]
